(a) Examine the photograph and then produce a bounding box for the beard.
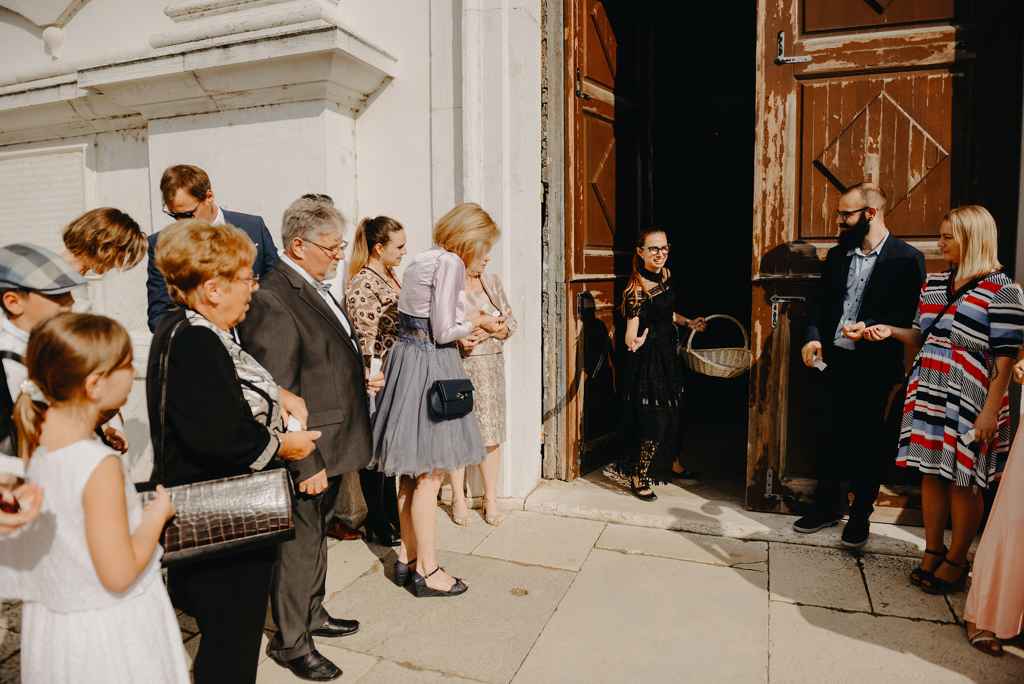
[838,214,871,250]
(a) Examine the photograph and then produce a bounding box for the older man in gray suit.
[238,197,383,682]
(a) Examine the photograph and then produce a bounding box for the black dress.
[620,275,684,484]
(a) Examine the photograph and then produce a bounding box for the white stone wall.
[0,0,544,498]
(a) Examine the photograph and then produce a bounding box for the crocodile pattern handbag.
[144,319,295,565]
[139,469,294,564]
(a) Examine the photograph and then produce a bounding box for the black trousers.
[813,347,898,520]
[359,468,399,534]
[168,545,275,684]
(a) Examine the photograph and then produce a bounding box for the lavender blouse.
[397,248,474,344]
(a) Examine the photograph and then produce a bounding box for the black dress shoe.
[272,650,342,682]
[841,516,871,549]
[365,526,402,547]
[792,511,841,534]
[310,616,360,638]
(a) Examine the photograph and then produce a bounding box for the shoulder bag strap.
[905,273,992,381]
[155,319,187,485]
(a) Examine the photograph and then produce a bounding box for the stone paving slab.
[436,507,499,555]
[862,554,957,623]
[526,476,931,557]
[471,511,605,571]
[769,543,870,612]
[322,550,574,683]
[356,658,488,683]
[513,549,769,684]
[769,603,1024,683]
[0,602,19,664]
[325,538,382,600]
[596,523,768,569]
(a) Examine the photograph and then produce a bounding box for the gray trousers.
[268,476,340,660]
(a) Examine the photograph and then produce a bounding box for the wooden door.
[562,0,650,478]
[747,0,962,512]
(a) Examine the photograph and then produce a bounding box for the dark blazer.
[146,209,279,332]
[146,309,279,487]
[806,234,926,383]
[237,261,372,483]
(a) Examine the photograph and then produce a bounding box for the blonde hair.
[433,203,499,264]
[348,216,404,280]
[945,205,1002,282]
[621,228,667,316]
[13,313,132,459]
[155,220,256,308]
[62,208,147,274]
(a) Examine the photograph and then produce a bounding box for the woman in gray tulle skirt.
[370,202,503,597]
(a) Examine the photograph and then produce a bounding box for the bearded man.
[793,183,925,548]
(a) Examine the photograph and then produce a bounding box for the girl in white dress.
[6,312,187,683]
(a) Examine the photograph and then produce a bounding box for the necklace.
[367,263,400,290]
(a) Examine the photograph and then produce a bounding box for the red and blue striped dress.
[897,271,1024,488]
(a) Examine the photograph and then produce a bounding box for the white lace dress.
[6,439,189,683]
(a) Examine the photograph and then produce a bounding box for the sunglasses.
[163,202,202,220]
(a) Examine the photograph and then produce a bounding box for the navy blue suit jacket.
[146,209,279,332]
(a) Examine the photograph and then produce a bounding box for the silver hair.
[281,197,346,245]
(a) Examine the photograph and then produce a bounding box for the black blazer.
[806,234,926,382]
[237,262,372,483]
[146,309,279,487]
[146,209,279,332]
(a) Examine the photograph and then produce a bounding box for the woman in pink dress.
[963,352,1024,656]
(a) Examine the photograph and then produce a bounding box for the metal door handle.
[769,295,806,328]
[775,31,811,65]
[575,68,592,100]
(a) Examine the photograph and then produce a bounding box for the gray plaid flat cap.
[0,243,87,294]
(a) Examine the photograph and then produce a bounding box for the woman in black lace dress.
[620,228,705,501]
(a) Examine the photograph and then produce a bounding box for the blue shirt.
[834,232,889,350]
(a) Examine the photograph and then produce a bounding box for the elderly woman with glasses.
[147,220,320,684]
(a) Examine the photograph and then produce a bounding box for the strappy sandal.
[393,557,416,587]
[450,503,471,527]
[909,546,947,586]
[967,627,1004,657]
[411,566,468,598]
[483,499,505,527]
[921,556,968,595]
[630,475,657,502]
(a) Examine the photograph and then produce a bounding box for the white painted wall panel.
[0,147,86,252]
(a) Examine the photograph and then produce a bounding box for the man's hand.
[278,388,308,429]
[863,325,893,342]
[841,322,866,341]
[366,368,385,396]
[298,469,328,496]
[801,341,822,368]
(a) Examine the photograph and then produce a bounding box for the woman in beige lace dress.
[450,254,517,526]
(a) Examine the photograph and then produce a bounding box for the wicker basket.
[683,314,752,379]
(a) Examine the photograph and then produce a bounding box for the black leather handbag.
[143,319,295,565]
[428,378,475,420]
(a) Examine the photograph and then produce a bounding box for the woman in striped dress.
[862,205,1024,594]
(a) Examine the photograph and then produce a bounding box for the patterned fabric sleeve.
[988,281,1024,357]
[345,272,383,358]
[624,292,644,320]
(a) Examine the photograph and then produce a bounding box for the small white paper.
[813,359,828,372]
[286,416,302,432]
[960,429,976,445]
[370,356,383,376]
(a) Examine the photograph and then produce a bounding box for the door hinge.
[765,467,775,499]
[769,295,806,328]
[775,31,812,65]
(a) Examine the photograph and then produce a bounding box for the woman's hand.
[102,426,129,454]
[366,368,385,396]
[279,430,322,461]
[471,313,505,331]
[142,485,176,525]
[278,388,308,430]
[862,324,893,342]
[626,329,649,353]
[842,322,867,340]
[0,482,44,534]
[974,407,998,444]
[687,317,707,332]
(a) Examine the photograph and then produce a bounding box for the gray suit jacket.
[237,262,372,483]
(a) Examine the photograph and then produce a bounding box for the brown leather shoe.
[325,520,363,542]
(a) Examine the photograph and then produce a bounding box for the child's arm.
[83,457,174,593]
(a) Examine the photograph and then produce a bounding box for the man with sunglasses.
[146,164,278,331]
[794,183,925,549]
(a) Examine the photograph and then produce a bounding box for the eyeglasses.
[644,245,671,255]
[304,238,347,258]
[836,207,869,220]
[232,273,260,289]
[163,202,202,220]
